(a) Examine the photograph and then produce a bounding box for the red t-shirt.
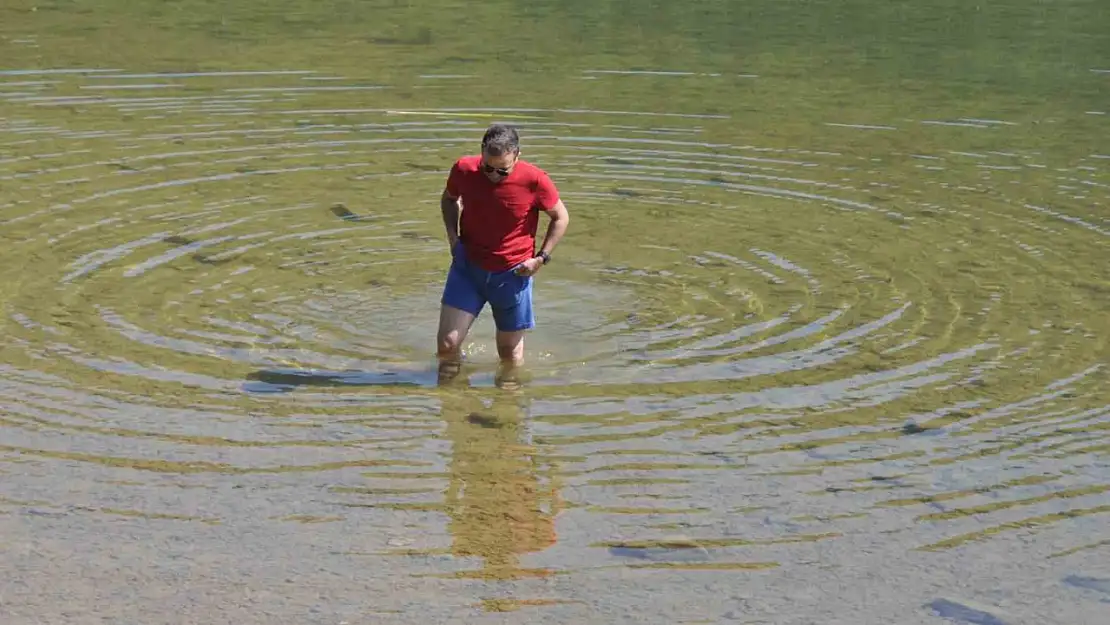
[445,155,560,272]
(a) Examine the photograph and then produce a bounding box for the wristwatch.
[535,251,551,264]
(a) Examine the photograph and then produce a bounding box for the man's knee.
[437,304,475,359]
[438,330,465,357]
[495,331,525,363]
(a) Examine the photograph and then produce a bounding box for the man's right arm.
[440,188,460,249]
[441,160,463,249]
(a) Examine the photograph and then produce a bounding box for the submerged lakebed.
[0,1,1108,623]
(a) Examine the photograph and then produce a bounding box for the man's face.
[481,148,518,183]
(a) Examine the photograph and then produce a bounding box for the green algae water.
[1,1,1108,623]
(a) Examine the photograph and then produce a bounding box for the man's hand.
[514,256,544,277]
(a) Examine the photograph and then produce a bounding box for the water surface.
[1,1,1107,623]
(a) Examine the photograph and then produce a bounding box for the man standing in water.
[436,124,570,381]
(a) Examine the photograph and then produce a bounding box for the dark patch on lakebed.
[926,599,1009,625]
[1063,575,1110,595]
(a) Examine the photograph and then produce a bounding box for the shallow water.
[1,1,1108,623]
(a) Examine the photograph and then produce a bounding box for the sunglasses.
[482,162,512,176]
[481,152,517,177]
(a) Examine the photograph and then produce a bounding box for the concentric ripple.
[1,67,1107,622]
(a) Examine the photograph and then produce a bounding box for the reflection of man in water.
[436,124,571,381]
[440,385,560,579]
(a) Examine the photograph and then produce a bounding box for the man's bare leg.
[494,329,526,389]
[437,304,476,384]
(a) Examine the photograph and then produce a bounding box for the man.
[436,123,570,380]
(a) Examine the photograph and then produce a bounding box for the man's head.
[480,123,520,182]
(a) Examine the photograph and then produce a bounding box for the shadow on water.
[242,366,441,392]
[242,358,530,393]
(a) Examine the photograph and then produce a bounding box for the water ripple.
[0,65,1106,623]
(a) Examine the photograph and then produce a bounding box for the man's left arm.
[517,174,569,276]
[536,199,570,260]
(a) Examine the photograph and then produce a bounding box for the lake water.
[1,1,1108,623]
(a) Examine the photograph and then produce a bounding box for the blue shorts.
[441,242,534,332]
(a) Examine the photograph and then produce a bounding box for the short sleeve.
[535,171,560,210]
[445,160,463,198]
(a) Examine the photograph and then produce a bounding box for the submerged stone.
[1063,575,1110,594]
[608,537,711,562]
[926,599,1009,625]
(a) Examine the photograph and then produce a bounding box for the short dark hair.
[481,123,519,156]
